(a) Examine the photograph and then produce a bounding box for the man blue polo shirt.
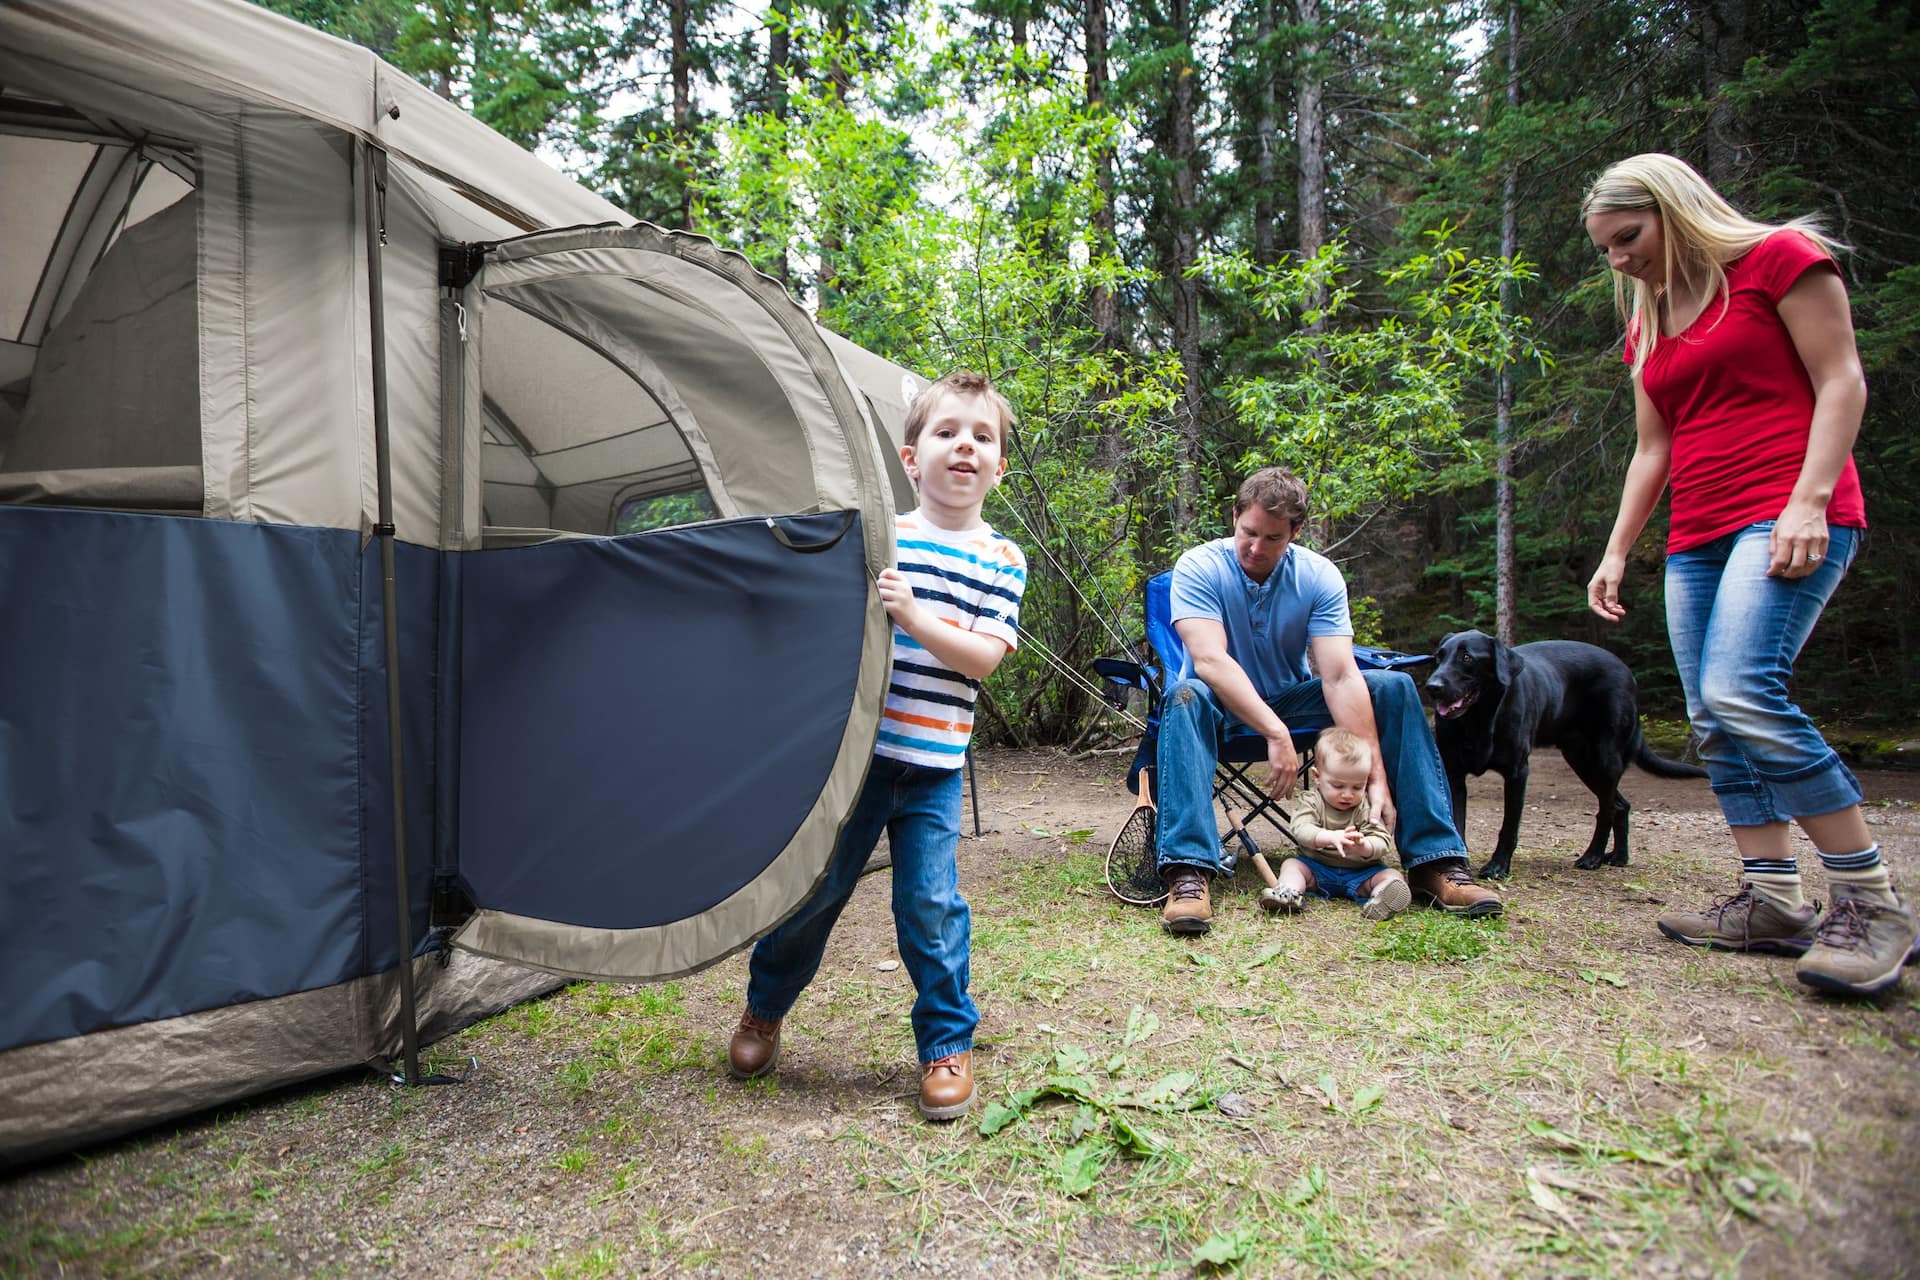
[1168,538,1351,699]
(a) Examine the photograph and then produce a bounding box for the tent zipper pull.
[455,303,468,343]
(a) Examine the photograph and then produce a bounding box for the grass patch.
[1356,911,1502,963]
[5,750,1913,1279]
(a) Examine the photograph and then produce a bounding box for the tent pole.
[966,747,982,837]
[363,140,422,1085]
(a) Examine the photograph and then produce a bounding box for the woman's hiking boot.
[1656,883,1817,955]
[1795,892,1920,998]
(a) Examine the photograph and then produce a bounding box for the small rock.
[1215,1092,1255,1118]
[876,960,900,972]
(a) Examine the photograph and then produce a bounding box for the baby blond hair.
[1313,726,1372,772]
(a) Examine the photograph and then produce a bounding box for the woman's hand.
[1587,553,1629,622]
[1768,499,1831,578]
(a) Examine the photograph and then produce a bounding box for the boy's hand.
[876,568,924,628]
[1318,826,1364,856]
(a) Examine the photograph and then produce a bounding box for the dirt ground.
[4,747,1918,1279]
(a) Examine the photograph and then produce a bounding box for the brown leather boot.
[918,1051,975,1121]
[1408,861,1502,918]
[1160,866,1214,934]
[726,1009,782,1079]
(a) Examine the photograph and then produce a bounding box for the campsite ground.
[5,747,1918,1279]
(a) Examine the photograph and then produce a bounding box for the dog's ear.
[1491,636,1514,691]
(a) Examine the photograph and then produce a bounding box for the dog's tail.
[1632,729,1708,780]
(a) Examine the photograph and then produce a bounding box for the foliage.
[1205,230,1549,528]
[262,0,1919,736]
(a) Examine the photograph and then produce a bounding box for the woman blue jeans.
[1664,521,1862,827]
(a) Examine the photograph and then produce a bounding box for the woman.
[1582,152,1911,998]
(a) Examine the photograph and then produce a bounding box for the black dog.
[1424,630,1706,880]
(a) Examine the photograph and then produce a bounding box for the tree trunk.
[817,3,852,308]
[1700,0,1754,189]
[1495,0,1519,645]
[1169,0,1203,531]
[1086,0,1122,350]
[671,0,693,228]
[1252,0,1279,267]
[767,0,791,286]
[1294,0,1326,335]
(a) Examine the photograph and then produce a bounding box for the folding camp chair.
[1092,569,1430,861]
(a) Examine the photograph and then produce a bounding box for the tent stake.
[363,140,421,1085]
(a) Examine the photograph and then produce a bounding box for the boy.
[1264,727,1412,921]
[723,370,1026,1122]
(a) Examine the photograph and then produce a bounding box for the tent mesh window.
[1,88,201,515]
[478,301,719,540]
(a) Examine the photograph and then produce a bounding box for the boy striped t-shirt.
[876,511,1026,770]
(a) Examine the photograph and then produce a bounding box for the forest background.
[269,0,1920,747]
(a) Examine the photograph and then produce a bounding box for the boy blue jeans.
[1665,522,1863,827]
[1155,668,1469,874]
[746,754,976,1065]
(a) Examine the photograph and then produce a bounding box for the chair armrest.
[1353,644,1432,672]
[1090,657,1158,713]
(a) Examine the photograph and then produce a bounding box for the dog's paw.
[1605,850,1630,867]
[1573,850,1608,870]
[1477,860,1511,881]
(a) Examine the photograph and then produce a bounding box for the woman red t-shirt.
[1627,229,1868,553]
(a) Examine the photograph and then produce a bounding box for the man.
[1155,467,1500,933]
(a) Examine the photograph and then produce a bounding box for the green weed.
[1357,912,1502,963]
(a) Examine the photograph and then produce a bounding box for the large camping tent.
[0,0,921,1165]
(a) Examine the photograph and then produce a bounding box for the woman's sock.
[1741,857,1805,911]
[1818,845,1897,907]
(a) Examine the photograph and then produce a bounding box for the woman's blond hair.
[1579,153,1843,373]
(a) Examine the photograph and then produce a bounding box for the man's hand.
[1367,774,1395,836]
[1265,732,1299,800]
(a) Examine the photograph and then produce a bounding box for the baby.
[1263,727,1411,920]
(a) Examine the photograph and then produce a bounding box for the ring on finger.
[1808,551,1823,562]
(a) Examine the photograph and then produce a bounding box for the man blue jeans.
[1151,466,1501,932]
[746,757,975,1065]
[1156,668,1468,877]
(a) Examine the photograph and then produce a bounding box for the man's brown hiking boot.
[1795,893,1920,998]
[726,1010,782,1079]
[1656,883,1817,955]
[917,1051,976,1121]
[1160,867,1214,934]
[1408,861,1502,918]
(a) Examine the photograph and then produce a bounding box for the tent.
[0,0,922,1165]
